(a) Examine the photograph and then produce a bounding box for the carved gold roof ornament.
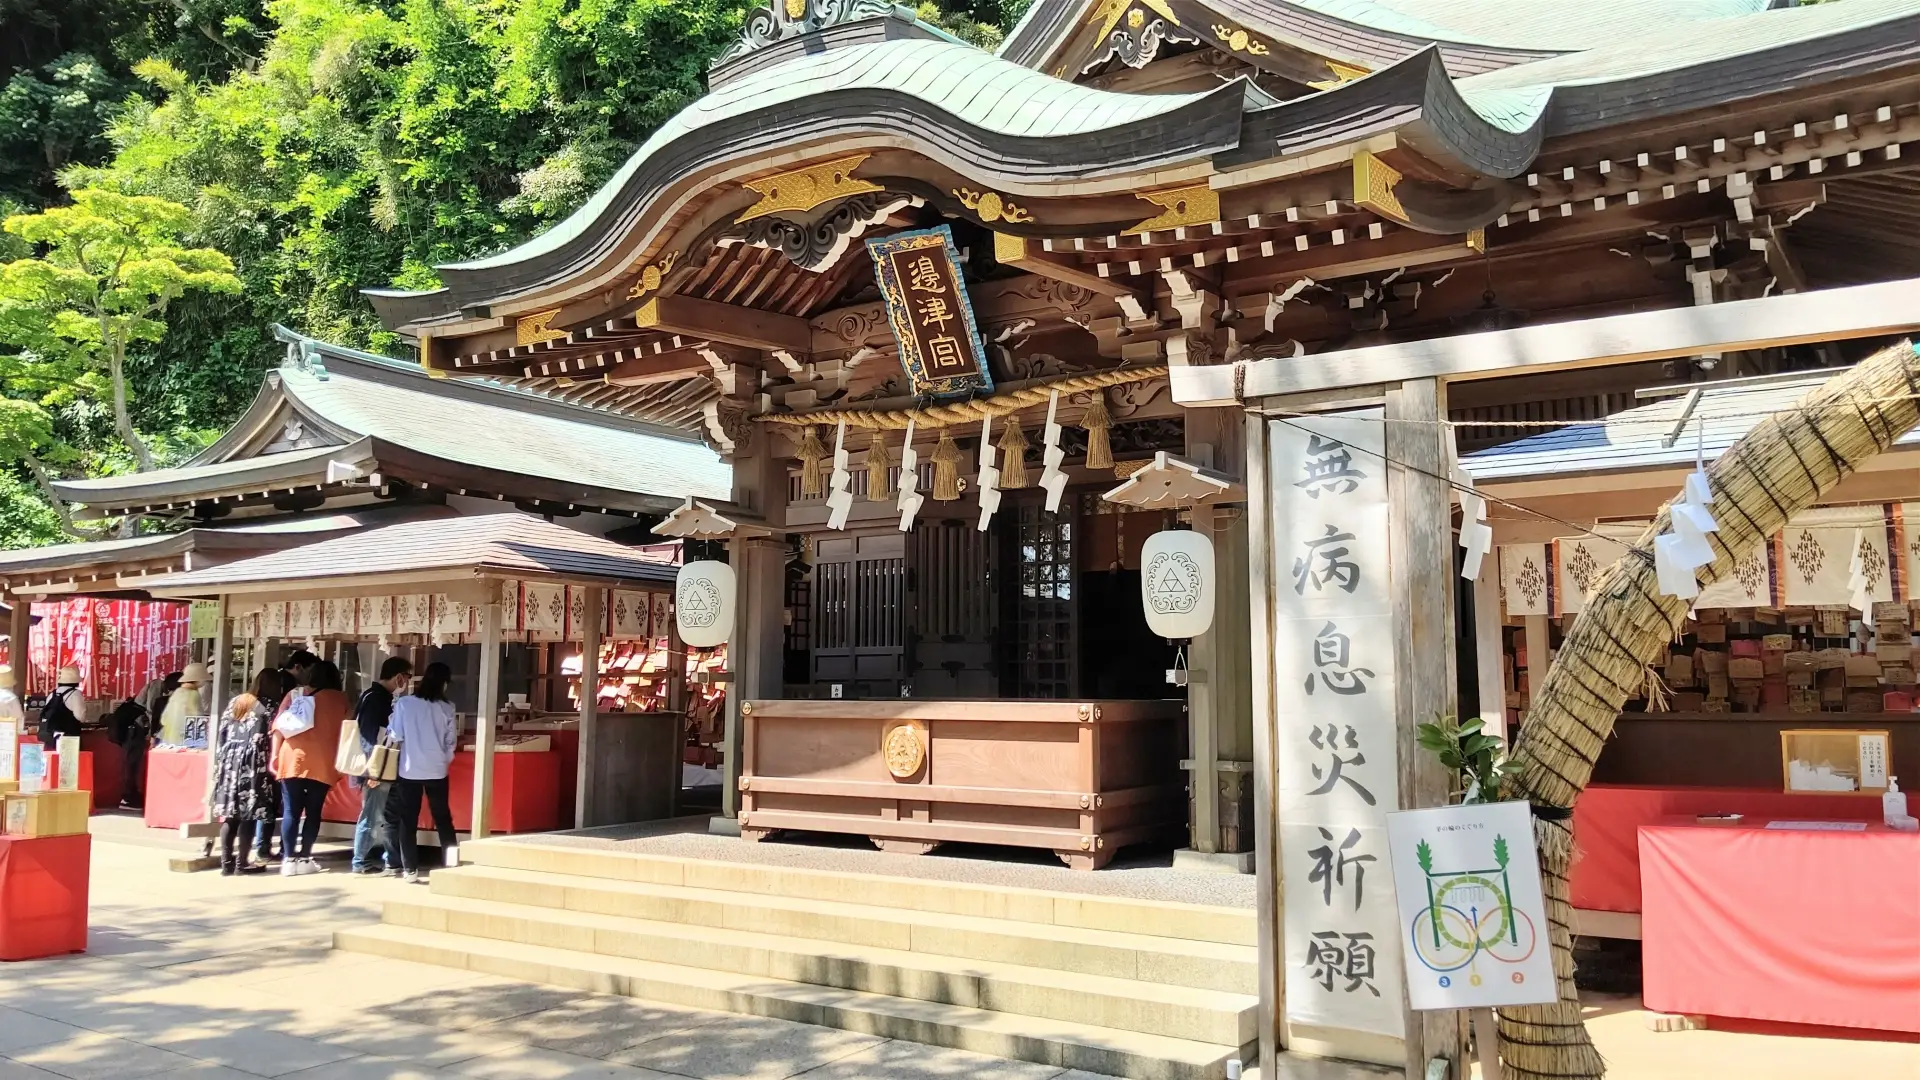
[952,187,1033,225]
[1467,227,1487,253]
[1351,149,1410,226]
[1084,0,1192,72]
[626,250,681,301]
[1210,24,1269,56]
[1308,59,1370,90]
[1124,183,1219,235]
[736,153,884,223]
[516,308,569,346]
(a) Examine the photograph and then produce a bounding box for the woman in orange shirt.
[270,659,348,875]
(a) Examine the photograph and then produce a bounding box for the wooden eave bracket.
[652,497,775,541]
[993,233,1141,300]
[1101,451,1244,508]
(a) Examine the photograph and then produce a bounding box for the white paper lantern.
[675,561,737,648]
[1140,529,1215,638]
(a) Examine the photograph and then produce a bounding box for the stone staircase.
[334,838,1259,1079]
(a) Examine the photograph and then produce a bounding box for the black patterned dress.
[211,708,276,822]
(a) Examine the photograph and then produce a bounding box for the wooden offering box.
[738,699,1186,870]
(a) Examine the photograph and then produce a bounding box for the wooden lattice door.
[1007,500,1077,698]
[809,532,906,697]
[907,520,999,698]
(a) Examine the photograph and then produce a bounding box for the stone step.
[335,923,1248,1080]
[462,837,1255,947]
[381,892,1257,1045]
[429,863,1256,995]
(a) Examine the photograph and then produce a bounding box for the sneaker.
[219,864,235,877]
[280,860,300,877]
[237,864,266,875]
[385,868,404,878]
[350,865,382,876]
[301,859,327,875]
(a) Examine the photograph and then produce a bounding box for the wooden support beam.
[1387,377,1462,1080]
[471,596,501,841]
[575,586,602,829]
[1176,276,1920,404]
[634,294,811,354]
[606,350,713,387]
[993,233,1140,298]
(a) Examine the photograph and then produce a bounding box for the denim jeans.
[279,777,329,860]
[353,779,393,872]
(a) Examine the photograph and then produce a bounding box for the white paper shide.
[1268,413,1404,1039]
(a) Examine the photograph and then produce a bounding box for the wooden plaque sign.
[866,225,994,398]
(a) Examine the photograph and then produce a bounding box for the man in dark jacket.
[350,656,412,874]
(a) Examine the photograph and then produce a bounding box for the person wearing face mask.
[348,656,412,875]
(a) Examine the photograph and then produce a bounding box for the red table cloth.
[319,750,561,834]
[1640,819,1920,1034]
[143,748,208,829]
[0,834,91,960]
[1570,785,1881,913]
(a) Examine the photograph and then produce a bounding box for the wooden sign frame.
[866,225,994,399]
[1779,728,1891,796]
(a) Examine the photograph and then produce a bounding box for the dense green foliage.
[0,0,1031,546]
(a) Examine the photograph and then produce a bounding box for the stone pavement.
[6,817,1915,1080]
[0,820,1122,1080]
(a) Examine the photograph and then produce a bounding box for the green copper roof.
[447,38,1236,274]
[1460,0,1920,93]
[1289,0,1776,52]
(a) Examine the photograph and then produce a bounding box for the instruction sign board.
[0,719,14,782]
[1386,801,1557,1010]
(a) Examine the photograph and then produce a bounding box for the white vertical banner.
[1268,413,1406,1039]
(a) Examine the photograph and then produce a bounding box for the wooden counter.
[738,698,1186,870]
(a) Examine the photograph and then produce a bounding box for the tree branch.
[22,453,90,541]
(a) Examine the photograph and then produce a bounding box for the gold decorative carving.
[1351,150,1409,226]
[784,0,805,17]
[883,721,926,779]
[952,187,1033,224]
[1124,183,1219,235]
[1308,60,1370,90]
[1466,227,1486,253]
[736,153,883,222]
[1126,8,1144,28]
[516,308,568,346]
[626,250,681,300]
[1210,24,1269,55]
[993,231,1027,264]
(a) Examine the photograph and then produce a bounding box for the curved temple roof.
[373,0,1920,332]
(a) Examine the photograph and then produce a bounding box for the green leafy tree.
[1,189,241,476]
[1415,713,1518,804]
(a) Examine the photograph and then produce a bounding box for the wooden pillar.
[574,586,603,829]
[665,615,687,820]
[1385,378,1463,1079]
[1524,614,1553,723]
[209,598,232,715]
[4,590,27,699]
[471,593,502,840]
[1242,409,1284,1068]
[1474,570,1509,742]
[723,535,784,819]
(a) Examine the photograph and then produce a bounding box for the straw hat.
[57,665,80,684]
[180,662,209,685]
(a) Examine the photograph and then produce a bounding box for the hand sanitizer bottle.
[1885,777,1909,825]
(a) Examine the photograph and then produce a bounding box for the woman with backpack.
[36,666,85,748]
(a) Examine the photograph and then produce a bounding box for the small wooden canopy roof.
[140,512,678,598]
[1102,451,1245,507]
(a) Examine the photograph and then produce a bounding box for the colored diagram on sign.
[1407,834,1537,990]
